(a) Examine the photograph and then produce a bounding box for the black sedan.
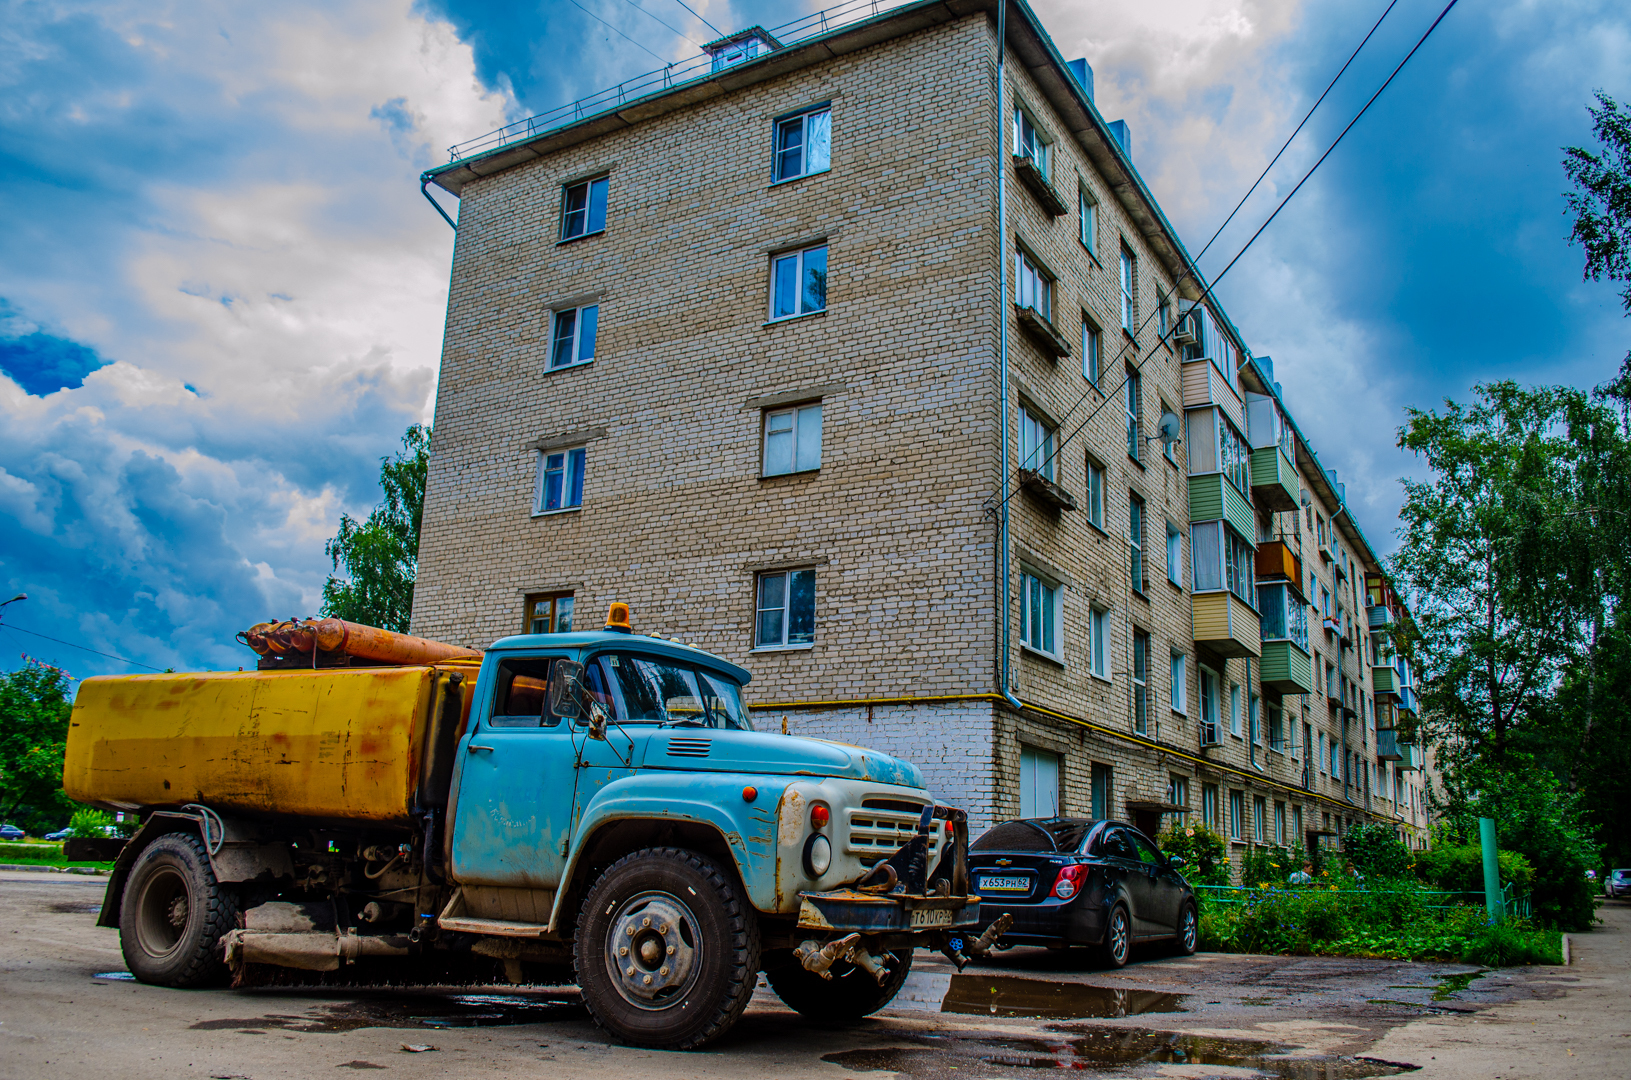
[963,817,1197,967]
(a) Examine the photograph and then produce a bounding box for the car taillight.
[1050,864,1087,900]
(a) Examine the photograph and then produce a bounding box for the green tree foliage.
[1564,92,1631,315]
[66,807,114,838]
[1342,822,1416,882]
[1156,822,1230,887]
[1413,844,1534,895]
[0,659,75,833]
[320,425,431,633]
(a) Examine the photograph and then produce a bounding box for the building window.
[1019,745,1060,818]
[1253,796,1267,843]
[1021,570,1061,659]
[1082,315,1101,384]
[1229,682,1243,737]
[756,568,815,648]
[1091,762,1112,819]
[535,447,586,513]
[1013,106,1050,177]
[1170,650,1187,713]
[1125,366,1142,461]
[1167,775,1188,820]
[1158,290,1171,341]
[1129,493,1146,593]
[773,106,831,182]
[1089,606,1110,679]
[1228,789,1244,839]
[1079,187,1097,251]
[771,244,828,319]
[1119,245,1136,334]
[1199,666,1220,740]
[1274,801,1286,845]
[1085,455,1105,528]
[1166,521,1182,586]
[1019,405,1056,481]
[524,593,575,634]
[763,402,822,476]
[1132,630,1149,733]
[1016,249,1052,319]
[1249,693,1261,768]
[1268,703,1284,751]
[550,305,599,369]
[1201,783,1219,832]
[560,176,609,240]
[1317,732,1326,775]
[1293,804,1303,841]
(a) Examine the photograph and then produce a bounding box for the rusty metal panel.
[64,667,440,824]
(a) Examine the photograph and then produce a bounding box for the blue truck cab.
[439,608,983,1048]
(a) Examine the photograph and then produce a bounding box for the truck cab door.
[449,655,579,889]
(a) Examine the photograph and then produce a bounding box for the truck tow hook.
[964,913,1014,961]
[793,933,860,980]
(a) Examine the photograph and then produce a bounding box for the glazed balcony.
[1254,537,1302,585]
[1192,590,1261,659]
[1373,663,1399,700]
[1395,742,1422,771]
[1368,604,1395,631]
[1376,728,1403,761]
[1249,444,1300,512]
[1260,639,1313,695]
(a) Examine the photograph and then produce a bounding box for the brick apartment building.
[411,0,1432,860]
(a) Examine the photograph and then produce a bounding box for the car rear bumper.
[973,896,1105,946]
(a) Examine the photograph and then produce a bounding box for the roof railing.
[445,0,914,162]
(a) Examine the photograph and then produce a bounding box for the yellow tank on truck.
[64,664,477,824]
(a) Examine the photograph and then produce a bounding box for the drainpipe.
[995,0,1022,714]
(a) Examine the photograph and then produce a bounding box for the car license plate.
[909,907,953,928]
[977,874,1030,893]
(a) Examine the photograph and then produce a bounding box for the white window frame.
[1199,666,1220,738]
[1229,681,1243,737]
[1013,105,1050,177]
[549,304,599,370]
[1018,404,1056,481]
[769,244,828,320]
[1131,629,1148,733]
[762,402,823,476]
[1078,186,1097,252]
[755,567,816,649]
[1082,314,1101,384]
[1085,455,1106,529]
[560,175,609,241]
[1166,521,1182,586]
[1201,783,1218,831]
[1125,365,1142,461]
[1089,606,1110,680]
[772,105,832,183]
[1228,789,1244,840]
[1020,568,1063,661]
[1019,744,1061,819]
[1253,795,1266,843]
[534,446,587,515]
[1016,249,1052,320]
[1128,492,1146,594]
[1170,650,1187,713]
[1119,245,1136,334]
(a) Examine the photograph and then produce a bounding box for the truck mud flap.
[796,888,980,933]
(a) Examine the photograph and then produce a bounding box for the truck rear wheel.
[119,832,238,987]
[573,847,760,1050]
[764,947,913,1020]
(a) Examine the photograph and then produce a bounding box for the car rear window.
[972,818,1096,853]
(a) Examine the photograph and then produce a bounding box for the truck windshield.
[595,654,753,731]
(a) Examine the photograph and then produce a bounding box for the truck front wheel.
[764,946,913,1019]
[573,847,761,1050]
[119,832,238,987]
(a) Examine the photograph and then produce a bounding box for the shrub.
[1415,844,1535,895]
[1158,823,1231,887]
[66,808,114,839]
[1343,822,1416,881]
[1241,844,1299,887]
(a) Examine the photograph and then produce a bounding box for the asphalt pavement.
[0,869,1622,1079]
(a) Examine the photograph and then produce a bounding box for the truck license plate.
[909,907,953,928]
[977,874,1029,893]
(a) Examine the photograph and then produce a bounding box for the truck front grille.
[844,803,942,866]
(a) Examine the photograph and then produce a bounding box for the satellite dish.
[1157,410,1181,447]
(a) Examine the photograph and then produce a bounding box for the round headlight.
[804,833,833,877]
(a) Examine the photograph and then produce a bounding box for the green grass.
[0,841,113,871]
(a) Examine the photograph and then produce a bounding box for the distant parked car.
[1606,868,1631,900]
[0,824,25,841]
[44,827,74,841]
[964,817,1197,968]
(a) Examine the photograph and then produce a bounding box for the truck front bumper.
[796,888,980,932]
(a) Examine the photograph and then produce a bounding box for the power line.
[667,0,722,38]
[0,622,167,672]
[997,0,1460,512]
[617,0,704,48]
[566,0,672,65]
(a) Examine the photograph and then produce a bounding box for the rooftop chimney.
[1108,119,1132,160]
[1067,58,1094,102]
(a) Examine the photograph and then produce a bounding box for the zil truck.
[63,605,1001,1049]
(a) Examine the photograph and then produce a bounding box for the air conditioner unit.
[1172,311,1199,346]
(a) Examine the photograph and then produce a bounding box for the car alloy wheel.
[1179,904,1198,954]
[1103,905,1130,967]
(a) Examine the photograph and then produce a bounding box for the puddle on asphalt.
[824,1027,1419,1078]
[93,972,135,981]
[51,901,101,914]
[896,971,1186,1020]
[188,991,586,1033]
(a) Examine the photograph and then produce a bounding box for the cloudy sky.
[0,0,1625,678]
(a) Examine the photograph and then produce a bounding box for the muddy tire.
[1099,902,1131,969]
[573,847,760,1050]
[1175,901,1199,956]
[764,947,913,1020]
[119,832,238,987]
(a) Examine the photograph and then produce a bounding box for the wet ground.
[1,870,1622,1079]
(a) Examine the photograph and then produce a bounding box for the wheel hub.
[167,894,188,929]
[603,891,700,1010]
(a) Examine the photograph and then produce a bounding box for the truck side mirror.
[549,660,585,720]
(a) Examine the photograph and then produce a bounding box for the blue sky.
[0,0,1625,678]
